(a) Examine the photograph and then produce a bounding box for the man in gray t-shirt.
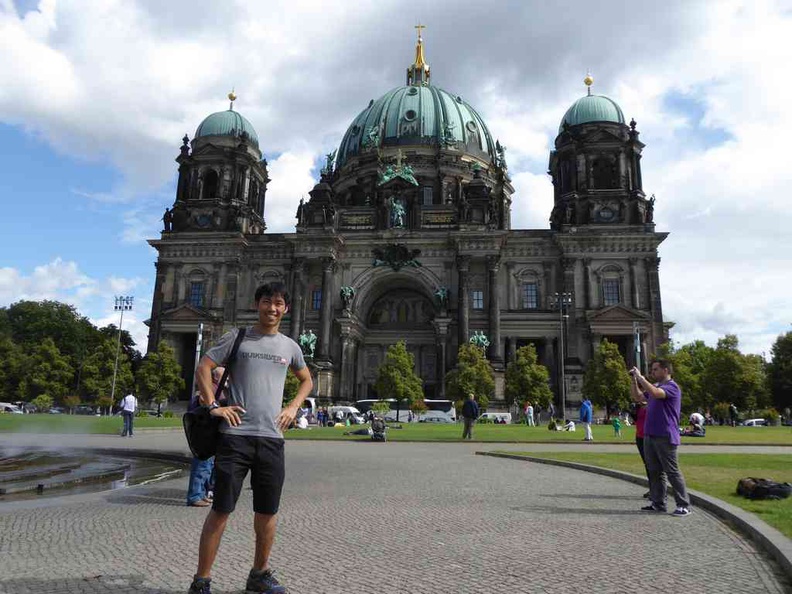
[188,282,313,594]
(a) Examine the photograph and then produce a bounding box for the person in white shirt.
[120,393,138,437]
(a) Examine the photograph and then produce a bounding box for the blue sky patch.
[661,90,733,149]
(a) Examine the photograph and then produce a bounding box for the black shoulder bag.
[182,327,247,460]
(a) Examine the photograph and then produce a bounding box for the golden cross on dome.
[415,24,426,39]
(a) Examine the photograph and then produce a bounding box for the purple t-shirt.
[644,379,682,446]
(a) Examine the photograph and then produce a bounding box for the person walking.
[461,393,479,440]
[579,398,593,441]
[187,282,313,594]
[631,360,692,517]
[525,401,535,426]
[119,392,137,437]
[186,367,226,508]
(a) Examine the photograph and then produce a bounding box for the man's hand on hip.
[210,405,246,427]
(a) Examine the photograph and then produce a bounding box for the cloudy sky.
[1,0,790,356]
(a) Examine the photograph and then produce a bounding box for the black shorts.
[212,433,285,515]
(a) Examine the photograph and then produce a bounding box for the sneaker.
[188,575,212,594]
[672,507,691,517]
[641,503,667,512]
[246,568,286,594]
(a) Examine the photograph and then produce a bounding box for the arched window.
[187,269,208,307]
[592,157,617,189]
[517,269,542,309]
[202,170,219,199]
[596,264,624,307]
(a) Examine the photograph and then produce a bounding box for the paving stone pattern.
[0,440,789,593]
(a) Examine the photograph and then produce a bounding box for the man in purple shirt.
[630,359,691,517]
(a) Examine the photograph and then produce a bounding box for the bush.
[478,417,493,424]
[136,410,149,418]
[162,410,175,418]
[761,408,780,423]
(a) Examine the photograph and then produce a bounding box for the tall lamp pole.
[110,296,134,406]
[554,292,573,420]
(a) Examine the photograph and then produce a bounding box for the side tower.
[548,75,668,378]
[147,94,270,396]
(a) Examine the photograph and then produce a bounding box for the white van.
[328,405,366,425]
[478,412,512,424]
[0,402,23,414]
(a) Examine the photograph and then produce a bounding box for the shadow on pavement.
[555,493,641,501]
[0,574,181,593]
[105,487,186,507]
[511,505,647,515]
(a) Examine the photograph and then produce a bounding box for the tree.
[0,337,25,401]
[81,338,134,405]
[62,394,80,413]
[137,342,185,411]
[283,368,300,405]
[703,335,768,412]
[445,343,494,411]
[656,340,714,412]
[31,394,53,412]
[373,341,424,411]
[17,338,73,401]
[768,331,792,413]
[582,339,631,418]
[504,344,553,409]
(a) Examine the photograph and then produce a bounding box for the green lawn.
[285,423,792,444]
[497,451,792,538]
[0,414,183,434]
[2,415,791,445]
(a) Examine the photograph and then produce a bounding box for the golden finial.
[228,89,237,110]
[584,72,593,96]
[414,24,427,68]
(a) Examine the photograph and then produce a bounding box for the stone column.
[434,318,451,398]
[629,257,639,309]
[223,260,239,322]
[562,258,578,359]
[583,258,593,309]
[543,262,553,309]
[506,262,516,310]
[645,256,663,345]
[290,259,305,342]
[487,256,503,367]
[317,257,335,361]
[340,334,355,398]
[457,256,470,347]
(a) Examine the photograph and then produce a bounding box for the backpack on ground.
[736,477,792,500]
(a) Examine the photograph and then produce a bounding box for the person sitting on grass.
[680,421,705,437]
[562,419,576,432]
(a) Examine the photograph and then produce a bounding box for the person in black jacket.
[461,393,480,440]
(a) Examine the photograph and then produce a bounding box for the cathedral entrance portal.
[357,288,440,399]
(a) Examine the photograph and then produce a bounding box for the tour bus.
[355,399,456,422]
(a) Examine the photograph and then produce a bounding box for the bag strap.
[213,327,247,402]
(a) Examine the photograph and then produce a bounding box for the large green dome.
[336,85,496,169]
[559,94,625,133]
[195,109,259,148]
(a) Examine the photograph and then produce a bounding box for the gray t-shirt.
[205,327,306,439]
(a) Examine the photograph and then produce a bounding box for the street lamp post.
[110,296,134,407]
[554,292,573,421]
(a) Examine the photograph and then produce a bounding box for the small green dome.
[336,85,496,168]
[195,110,259,148]
[559,94,625,133]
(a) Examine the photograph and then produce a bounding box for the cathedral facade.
[146,36,669,412]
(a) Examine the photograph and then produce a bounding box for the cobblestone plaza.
[0,434,788,593]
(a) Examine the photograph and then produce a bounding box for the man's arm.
[630,367,666,399]
[276,365,313,430]
[195,354,219,406]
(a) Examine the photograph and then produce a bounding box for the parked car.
[741,418,768,427]
[327,406,366,425]
[418,411,454,423]
[0,402,23,414]
[74,405,98,416]
[478,412,513,424]
[48,406,66,414]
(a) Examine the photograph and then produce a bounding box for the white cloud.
[0,258,151,353]
[1,0,790,356]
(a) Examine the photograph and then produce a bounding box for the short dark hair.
[651,358,673,375]
[254,282,291,306]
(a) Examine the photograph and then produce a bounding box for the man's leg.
[643,437,667,509]
[253,513,278,570]
[121,412,129,436]
[654,437,691,509]
[128,411,134,436]
[197,510,231,577]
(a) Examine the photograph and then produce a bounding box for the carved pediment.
[582,128,625,144]
[159,304,218,322]
[587,304,649,323]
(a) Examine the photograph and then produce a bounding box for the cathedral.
[146,32,670,412]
